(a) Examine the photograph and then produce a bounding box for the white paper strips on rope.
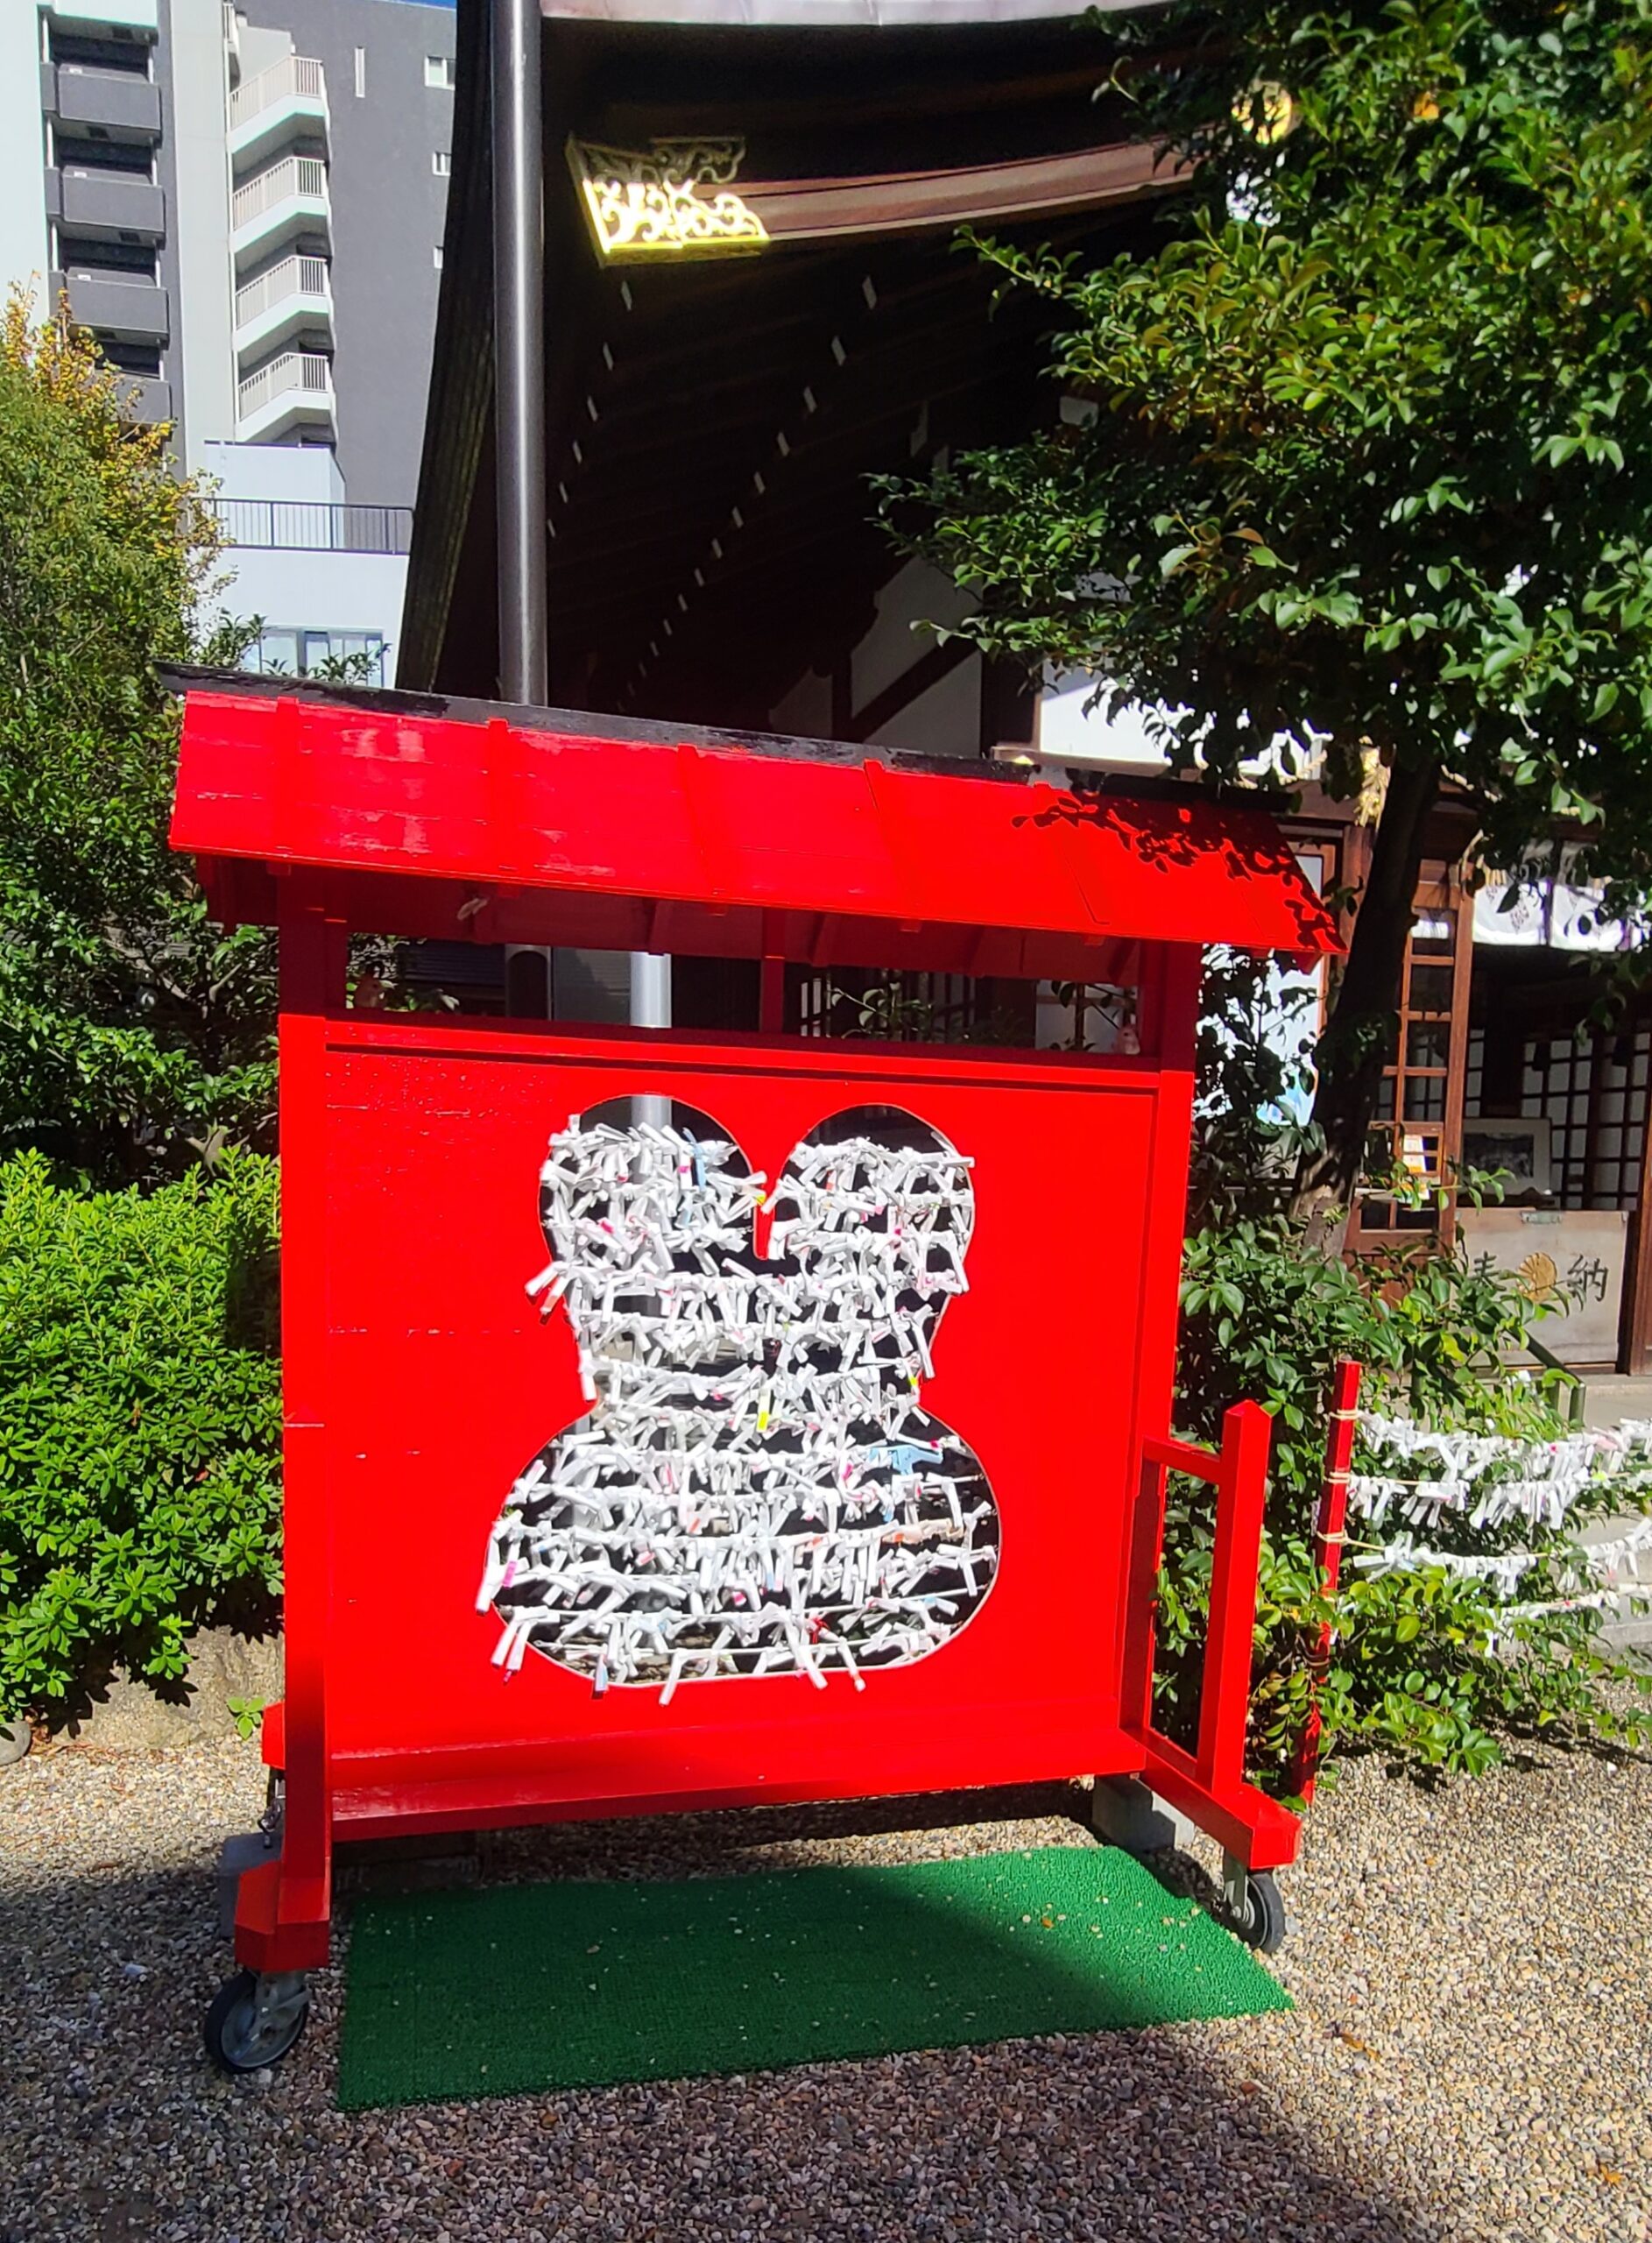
[1348,1412,1652,1532]
[1346,1410,1652,1629]
[478,1103,1000,1697]
[1350,1518,1652,1596]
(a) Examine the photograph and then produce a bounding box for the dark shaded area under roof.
[401,0,1182,725]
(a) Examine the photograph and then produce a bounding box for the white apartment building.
[2,0,457,683]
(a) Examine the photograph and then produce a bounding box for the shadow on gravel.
[0,1781,1454,2243]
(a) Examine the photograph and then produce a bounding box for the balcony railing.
[211,499,412,555]
[232,154,327,233]
[234,252,329,329]
[236,349,332,421]
[230,54,324,131]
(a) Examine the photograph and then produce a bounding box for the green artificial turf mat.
[336,1843,1290,2108]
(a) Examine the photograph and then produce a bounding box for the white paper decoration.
[478,1104,1000,1696]
[1347,1408,1652,1628]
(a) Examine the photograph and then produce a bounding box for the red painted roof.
[170,687,1340,978]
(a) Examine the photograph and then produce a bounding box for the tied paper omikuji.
[477,1105,1001,1696]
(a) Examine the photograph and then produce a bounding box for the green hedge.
[0,1150,283,1720]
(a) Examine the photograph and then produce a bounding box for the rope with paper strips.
[478,1102,1000,1695]
[1348,1410,1652,1629]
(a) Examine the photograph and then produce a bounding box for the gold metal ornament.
[567,136,769,263]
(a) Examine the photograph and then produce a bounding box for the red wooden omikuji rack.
[168,675,1342,2070]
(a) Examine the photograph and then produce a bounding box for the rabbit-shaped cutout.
[477,1100,1001,1698]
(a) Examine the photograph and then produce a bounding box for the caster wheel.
[1231,1870,1287,1954]
[204,1969,309,2074]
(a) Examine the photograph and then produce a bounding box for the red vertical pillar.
[272,888,347,1953]
[1292,1356,1362,1803]
[1196,1400,1274,1791]
[1113,944,1203,1724]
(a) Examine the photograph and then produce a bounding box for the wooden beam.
[743,139,1184,246]
[1623,1051,1652,1372]
[1438,877,1476,1248]
[594,58,1121,145]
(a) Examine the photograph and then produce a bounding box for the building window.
[353,45,365,96]
[432,149,450,175]
[102,340,163,377]
[56,134,153,177]
[60,235,158,278]
[424,53,453,88]
[249,628,386,686]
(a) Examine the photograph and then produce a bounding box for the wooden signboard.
[1457,1206,1628,1367]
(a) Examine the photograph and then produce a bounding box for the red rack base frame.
[241,954,1297,1975]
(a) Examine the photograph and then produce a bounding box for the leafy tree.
[880,0,1652,1207]
[0,296,274,1185]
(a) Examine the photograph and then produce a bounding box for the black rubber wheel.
[203,1970,309,2074]
[1232,1870,1287,1954]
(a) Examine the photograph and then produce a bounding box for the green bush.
[1171,1216,1652,1787]
[0,1150,283,1720]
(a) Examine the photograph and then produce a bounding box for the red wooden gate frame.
[163,676,1345,1990]
[1122,1412,1300,1871]
[230,909,1294,1977]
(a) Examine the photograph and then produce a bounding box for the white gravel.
[1,1732,1648,2242]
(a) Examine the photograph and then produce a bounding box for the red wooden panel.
[301,1019,1187,1822]
[172,689,1341,963]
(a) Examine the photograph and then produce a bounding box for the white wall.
[0,7,49,320]
[202,439,408,679]
[866,650,980,757]
[850,558,973,720]
[219,544,407,662]
[53,0,159,25]
[1037,676,1174,768]
[205,435,341,503]
[769,666,832,739]
[236,19,293,77]
[168,0,238,467]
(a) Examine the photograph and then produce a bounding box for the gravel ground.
[1,1732,1648,2243]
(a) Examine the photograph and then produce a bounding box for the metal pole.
[491,0,547,704]
[632,951,671,1127]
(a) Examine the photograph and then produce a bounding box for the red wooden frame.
[233,921,1300,1974]
[163,683,1341,1978]
[1115,1412,1298,1869]
[1291,1356,1363,1808]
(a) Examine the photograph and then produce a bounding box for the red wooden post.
[1292,1356,1362,1805]
[257,893,348,1966]
[1196,1400,1274,1791]
[1118,1453,1171,1737]
[1114,943,1202,1723]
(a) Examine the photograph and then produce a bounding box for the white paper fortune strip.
[478,1107,1000,1695]
[1349,1517,1652,1595]
[1350,1411,1652,1530]
[1345,1410,1652,1627]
